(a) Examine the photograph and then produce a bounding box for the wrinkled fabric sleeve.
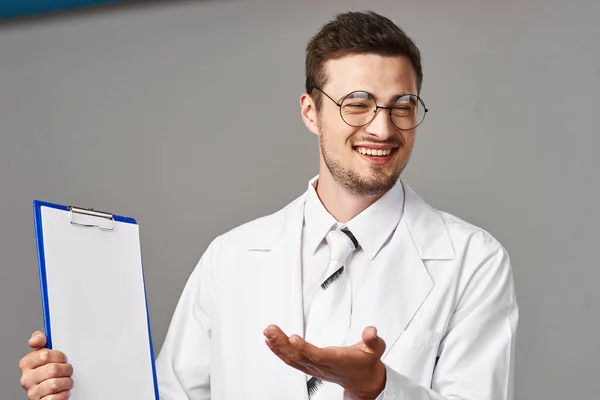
[155,238,219,400]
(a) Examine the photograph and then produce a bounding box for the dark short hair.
[305,11,423,111]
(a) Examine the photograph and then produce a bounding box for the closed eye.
[346,103,369,108]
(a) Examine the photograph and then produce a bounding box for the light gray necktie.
[305,227,359,398]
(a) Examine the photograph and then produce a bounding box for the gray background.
[1,0,598,398]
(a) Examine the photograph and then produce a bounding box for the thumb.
[28,331,47,349]
[362,326,386,357]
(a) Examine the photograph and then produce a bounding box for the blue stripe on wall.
[0,0,131,19]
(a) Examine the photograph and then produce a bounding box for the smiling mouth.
[353,146,397,157]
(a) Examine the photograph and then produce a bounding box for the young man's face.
[303,54,421,196]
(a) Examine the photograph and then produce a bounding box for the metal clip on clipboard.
[68,206,115,231]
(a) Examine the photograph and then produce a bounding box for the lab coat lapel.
[344,182,455,359]
[252,194,309,400]
[344,219,433,358]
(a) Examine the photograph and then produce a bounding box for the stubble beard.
[319,130,403,197]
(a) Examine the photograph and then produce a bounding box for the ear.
[300,93,320,135]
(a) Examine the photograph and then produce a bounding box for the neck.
[315,170,386,223]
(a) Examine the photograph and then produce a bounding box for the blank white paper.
[40,206,157,400]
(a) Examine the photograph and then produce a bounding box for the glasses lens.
[390,95,425,130]
[340,91,376,127]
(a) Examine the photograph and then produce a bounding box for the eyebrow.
[384,93,417,104]
[339,91,417,104]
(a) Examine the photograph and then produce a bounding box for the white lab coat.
[155,181,518,400]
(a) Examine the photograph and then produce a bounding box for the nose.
[363,107,396,140]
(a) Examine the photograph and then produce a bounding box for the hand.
[264,325,387,400]
[19,331,74,400]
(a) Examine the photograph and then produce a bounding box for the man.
[19,11,518,400]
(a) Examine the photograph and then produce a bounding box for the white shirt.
[301,176,405,330]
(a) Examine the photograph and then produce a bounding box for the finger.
[264,326,310,365]
[19,349,68,372]
[22,362,73,389]
[263,324,285,340]
[41,391,71,400]
[361,326,386,357]
[289,335,352,367]
[289,335,333,365]
[265,338,313,375]
[29,377,73,400]
[362,326,378,342]
[29,331,47,349]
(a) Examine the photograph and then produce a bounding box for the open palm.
[264,325,387,400]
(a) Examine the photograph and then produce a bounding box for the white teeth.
[356,147,392,156]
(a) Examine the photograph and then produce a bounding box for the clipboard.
[33,200,159,400]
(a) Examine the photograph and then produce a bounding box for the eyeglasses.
[314,87,428,131]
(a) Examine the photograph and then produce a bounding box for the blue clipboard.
[33,200,159,400]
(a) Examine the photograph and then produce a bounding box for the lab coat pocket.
[383,329,443,387]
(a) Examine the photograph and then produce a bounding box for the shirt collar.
[304,176,338,256]
[303,175,405,260]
